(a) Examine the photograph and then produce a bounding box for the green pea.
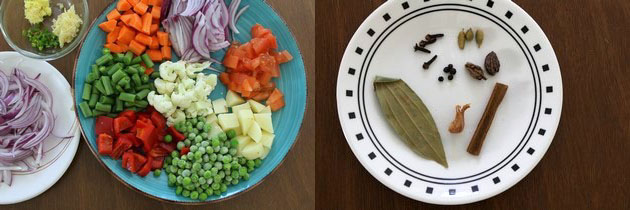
[164,135,173,143]
[203,170,212,179]
[231,179,239,185]
[192,128,199,134]
[214,190,221,196]
[201,141,210,147]
[177,176,183,184]
[182,190,190,197]
[242,173,250,180]
[222,155,232,163]
[220,184,227,192]
[196,122,204,130]
[225,176,232,182]
[181,155,188,161]
[168,174,176,183]
[246,160,255,168]
[191,118,198,125]
[194,151,203,160]
[200,132,209,139]
[186,152,194,160]
[218,171,225,179]
[199,193,208,200]
[191,174,199,183]
[223,163,232,170]
[171,150,180,158]
[187,127,194,133]
[211,137,220,147]
[230,139,239,148]
[183,177,192,185]
[170,165,178,173]
[189,132,197,139]
[211,167,219,175]
[184,139,191,147]
[190,190,199,200]
[193,163,202,171]
[177,168,183,175]
[225,169,231,176]
[185,162,192,169]
[182,169,191,177]
[211,183,220,190]
[176,142,185,150]
[203,124,212,132]
[171,158,179,166]
[255,159,262,167]
[178,160,186,168]
[214,162,223,169]
[213,146,221,153]
[226,129,237,139]
[190,145,198,152]
[248,167,254,173]
[194,136,202,143]
[176,186,183,195]
[219,132,227,141]
[229,148,237,156]
[202,154,209,162]
[153,169,162,177]
[209,153,217,162]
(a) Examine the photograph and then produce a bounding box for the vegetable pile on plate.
[80,0,295,201]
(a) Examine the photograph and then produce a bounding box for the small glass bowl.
[0,0,89,61]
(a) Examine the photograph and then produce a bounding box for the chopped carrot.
[161,46,171,60]
[146,49,163,61]
[117,42,129,52]
[149,0,161,6]
[133,2,149,15]
[117,21,124,26]
[117,26,136,45]
[140,13,152,34]
[123,9,134,15]
[150,24,158,35]
[120,14,133,26]
[129,14,143,32]
[144,67,154,75]
[156,31,169,46]
[151,6,161,19]
[107,26,122,43]
[98,19,117,33]
[252,90,271,102]
[117,0,132,11]
[141,0,150,4]
[105,43,124,53]
[107,10,121,21]
[128,40,146,55]
[134,33,152,46]
[127,0,140,6]
[149,36,159,49]
[219,73,231,85]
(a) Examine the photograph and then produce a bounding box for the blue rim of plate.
[72,0,307,204]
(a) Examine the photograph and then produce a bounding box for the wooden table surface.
[316,0,629,209]
[2,0,314,209]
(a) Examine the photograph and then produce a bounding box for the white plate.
[337,0,562,205]
[0,52,80,204]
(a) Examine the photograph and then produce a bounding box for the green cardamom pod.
[476,29,484,48]
[465,28,474,41]
[458,30,466,49]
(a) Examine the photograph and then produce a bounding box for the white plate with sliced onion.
[0,52,80,204]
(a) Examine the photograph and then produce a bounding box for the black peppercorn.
[450,69,457,74]
[448,75,454,80]
[438,76,444,82]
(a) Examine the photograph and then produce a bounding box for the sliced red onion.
[228,0,241,34]
[179,0,205,16]
[0,68,65,187]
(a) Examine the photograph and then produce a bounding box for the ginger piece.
[448,104,470,133]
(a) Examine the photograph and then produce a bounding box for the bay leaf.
[374,76,448,168]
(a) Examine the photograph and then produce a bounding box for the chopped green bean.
[123,52,133,65]
[117,77,130,87]
[99,95,114,105]
[114,98,123,112]
[112,70,127,84]
[95,53,113,66]
[101,76,114,96]
[94,79,105,94]
[150,71,160,79]
[131,74,142,87]
[88,93,99,108]
[82,83,92,100]
[102,48,110,55]
[134,100,148,108]
[79,101,92,117]
[118,92,135,102]
[135,84,151,91]
[136,89,151,100]
[107,63,123,76]
[124,66,138,75]
[85,72,98,84]
[131,56,142,65]
[141,53,154,68]
[95,102,111,112]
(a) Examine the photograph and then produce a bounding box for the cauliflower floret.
[184,105,198,118]
[173,63,189,80]
[171,90,195,108]
[167,109,186,126]
[147,91,175,116]
[195,99,214,116]
[154,78,176,95]
[159,61,179,82]
[181,78,196,90]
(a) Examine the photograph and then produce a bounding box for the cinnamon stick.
[467,83,508,155]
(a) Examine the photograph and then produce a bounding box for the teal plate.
[72,0,306,204]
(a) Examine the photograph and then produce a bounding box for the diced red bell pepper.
[145,106,157,114]
[137,156,153,177]
[150,111,166,130]
[136,119,156,152]
[118,110,137,122]
[132,152,147,167]
[148,146,169,158]
[159,142,175,153]
[151,156,164,170]
[122,152,138,172]
[113,117,134,135]
[111,137,133,159]
[180,147,190,156]
[118,133,141,147]
[167,126,186,142]
[97,133,114,155]
[137,114,151,124]
[95,116,114,136]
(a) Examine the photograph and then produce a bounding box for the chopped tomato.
[113,117,134,135]
[122,152,137,172]
[97,134,114,155]
[132,152,147,166]
[167,126,186,142]
[95,116,114,136]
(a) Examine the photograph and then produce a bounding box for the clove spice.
[449,104,470,133]
[423,55,438,69]
[414,44,431,53]
[467,83,508,155]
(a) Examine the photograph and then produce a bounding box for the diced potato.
[226,90,245,107]
[208,122,223,138]
[231,102,251,114]
[259,106,271,113]
[248,100,266,113]
[241,142,264,160]
[218,113,239,131]
[254,113,273,133]
[205,114,218,124]
[235,135,252,156]
[260,131,274,148]
[212,99,228,114]
[237,109,254,134]
[248,122,263,143]
[261,147,270,159]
